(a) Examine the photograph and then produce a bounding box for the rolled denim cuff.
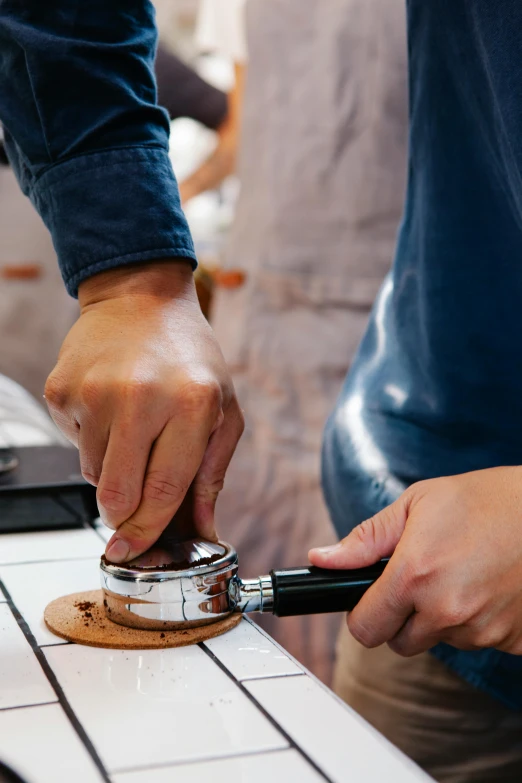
[31,145,197,297]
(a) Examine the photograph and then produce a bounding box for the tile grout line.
[198,643,334,783]
[239,671,304,682]
[0,700,58,713]
[242,616,350,707]
[111,746,296,775]
[0,578,111,783]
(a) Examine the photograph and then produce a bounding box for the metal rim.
[99,540,238,582]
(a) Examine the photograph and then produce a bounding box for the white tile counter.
[0,526,432,783]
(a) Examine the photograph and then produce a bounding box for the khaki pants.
[334,624,522,782]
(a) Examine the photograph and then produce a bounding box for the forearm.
[179,64,244,203]
[179,138,236,203]
[0,0,196,296]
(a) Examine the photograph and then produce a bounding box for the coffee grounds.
[101,552,223,572]
[75,600,95,612]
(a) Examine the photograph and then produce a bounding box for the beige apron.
[211,0,408,684]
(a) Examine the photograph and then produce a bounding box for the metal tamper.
[100,535,388,631]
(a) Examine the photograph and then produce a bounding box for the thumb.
[309,493,409,569]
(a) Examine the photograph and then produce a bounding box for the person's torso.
[325,0,522,710]
[337,0,522,481]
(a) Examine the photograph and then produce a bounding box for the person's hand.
[309,467,522,656]
[45,260,243,563]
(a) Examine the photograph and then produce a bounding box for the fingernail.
[311,543,343,556]
[106,538,130,563]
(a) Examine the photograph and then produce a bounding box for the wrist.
[78,259,197,308]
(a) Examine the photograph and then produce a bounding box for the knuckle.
[119,518,150,543]
[44,373,68,411]
[143,471,189,504]
[437,597,471,630]
[178,379,222,418]
[194,477,224,498]
[347,615,377,649]
[407,555,435,586]
[120,376,157,407]
[97,483,135,511]
[470,618,508,650]
[81,469,100,487]
[79,376,103,410]
[472,628,501,650]
[387,638,413,658]
[354,516,381,549]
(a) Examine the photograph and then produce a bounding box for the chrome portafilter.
[100,537,388,631]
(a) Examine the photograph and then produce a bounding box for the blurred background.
[0,0,408,685]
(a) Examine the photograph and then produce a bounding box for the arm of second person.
[0,0,243,560]
[179,64,244,203]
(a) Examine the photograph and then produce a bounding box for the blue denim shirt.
[0,0,196,296]
[323,0,522,710]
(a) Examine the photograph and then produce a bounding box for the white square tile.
[246,676,433,783]
[0,558,101,645]
[111,749,323,783]
[0,703,103,783]
[0,603,56,708]
[204,618,302,681]
[44,643,287,773]
[94,519,111,543]
[0,527,103,566]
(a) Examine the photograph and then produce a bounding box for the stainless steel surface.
[231,574,273,614]
[100,537,278,631]
[101,539,241,631]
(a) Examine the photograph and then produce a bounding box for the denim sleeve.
[0,0,196,297]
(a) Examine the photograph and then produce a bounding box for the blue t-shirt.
[324,0,522,709]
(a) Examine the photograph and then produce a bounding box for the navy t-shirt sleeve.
[0,0,196,297]
[155,45,228,131]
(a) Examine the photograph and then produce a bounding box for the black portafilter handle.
[269,559,389,617]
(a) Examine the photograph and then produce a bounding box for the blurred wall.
[0,167,78,399]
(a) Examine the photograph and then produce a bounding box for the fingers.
[192,399,245,540]
[105,383,221,562]
[309,493,410,569]
[77,424,108,487]
[345,551,415,647]
[307,490,416,649]
[386,613,439,657]
[95,417,157,529]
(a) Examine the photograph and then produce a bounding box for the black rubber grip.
[270,560,388,617]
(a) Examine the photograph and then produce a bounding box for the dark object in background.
[0,449,18,474]
[0,761,28,783]
[0,445,98,533]
[0,140,9,166]
[155,45,227,131]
